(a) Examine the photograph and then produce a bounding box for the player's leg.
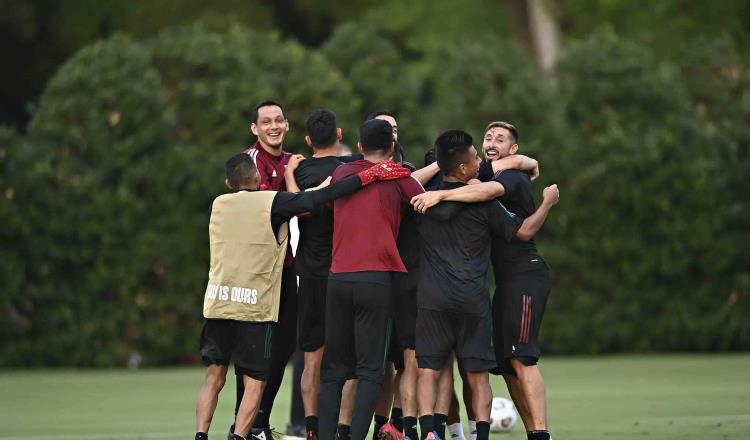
[196,364,229,435]
[234,374,267,438]
[503,260,552,439]
[197,320,232,439]
[501,372,532,430]
[253,269,298,433]
[456,311,497,440]
[319,279,357,440]
[400,348,418,439]
[446,393,466,440]
[350,281,392,440]
[299,276,328,438]
[456,365,476,440]
[416,309,455,440]
[338,379,357,439]
[434,357,454,440]
[372,360,395,438]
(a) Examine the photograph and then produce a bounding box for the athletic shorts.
[389,272,418,370]
[298,276,327,352]
[415,308,496,372]
[199,319,273,381]
[491,256,551,376]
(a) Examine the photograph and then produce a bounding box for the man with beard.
[413,130,558,440]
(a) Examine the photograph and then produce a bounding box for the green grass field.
[1,354,748,440]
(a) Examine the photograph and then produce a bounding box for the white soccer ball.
[489,397,518,432]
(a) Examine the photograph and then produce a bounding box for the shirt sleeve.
[398,176,425,203]
[270,175,362,231]
[477,161,495,182]
[487,200,523,242]
[494,170,521,196]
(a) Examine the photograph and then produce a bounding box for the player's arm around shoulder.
[410,181,505,214]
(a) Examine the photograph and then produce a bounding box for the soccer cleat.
[378,422,404,440]
[425,432,442,440]
[306,430,319,440]
[251,427,281,440]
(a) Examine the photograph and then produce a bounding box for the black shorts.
[199,319,273,381]
[415,308,496,372]
[491,257,551,376]
[389,272,418,370]
[298,276,327,352]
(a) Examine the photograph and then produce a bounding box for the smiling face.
[251,105,289,150]
[482,126,518,161]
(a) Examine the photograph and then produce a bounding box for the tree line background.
[1,0,749,366]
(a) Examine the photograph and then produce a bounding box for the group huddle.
[194,100,560,440]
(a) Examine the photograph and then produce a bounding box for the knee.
[510,359,535,379]
[205,370,226,391]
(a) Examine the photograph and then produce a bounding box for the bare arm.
[283,154,305,193]
[516,184,559,240]
[410,162,440,185]
[411,181,506,214]
[492,154,539,181]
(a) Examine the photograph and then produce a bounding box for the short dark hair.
[424,148,436,167]
[484,121,518,144]
[251,99,284,123]
[392,140,405,163]
[435,130,474,176]
[306,109,338,147]
[360,119,394,154]
[367,110,396,121]
[225,153,258,189]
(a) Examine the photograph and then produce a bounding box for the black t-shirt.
[492,169,540,268]
[417,181,522,316]
[293,156,343,278]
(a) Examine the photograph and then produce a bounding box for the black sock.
[403,416,418,440]
[195,433,208,440]
[527,430,550,440]
[390,407,404,432]
[335,424,351,440]
[475,422,490,440]
[305,416,319,434]
[232,435,245,440]
[434,413,448,440]
[373,414,389,439]
[418,415,434,440]
[253,409,269,430]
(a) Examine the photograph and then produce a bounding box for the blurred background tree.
[1,0,748,366]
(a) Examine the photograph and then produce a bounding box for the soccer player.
[317,119,426,440]
[196,153,411,440]
[482,122,555,440]
[283,108,345,440]
[414,130,558,440]
[231,99,298,440]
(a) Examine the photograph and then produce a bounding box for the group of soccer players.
[194,100,560,440]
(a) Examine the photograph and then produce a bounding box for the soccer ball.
[489,397,518,432]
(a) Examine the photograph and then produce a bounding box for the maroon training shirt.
[330,160,425,273]
[244,141,294,268]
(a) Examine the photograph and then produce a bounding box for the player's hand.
[305,176,332,191]
[357,160,411,186]
[411,191,444,214]
[286,154,305,172]
[542,184,559,206]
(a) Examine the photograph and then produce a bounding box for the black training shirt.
[492,169,540,266]
[293,156,343,278]
[417,180,523,316]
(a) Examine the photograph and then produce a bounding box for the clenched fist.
[542,184,559,206]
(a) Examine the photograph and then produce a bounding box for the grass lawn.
[1,354,748,440]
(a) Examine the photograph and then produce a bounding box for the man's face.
[482,127,517,161]
[251,105,289,149]
[375,114,398,141]
[460,146,481,181]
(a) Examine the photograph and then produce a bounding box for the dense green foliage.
[1,24,748,366]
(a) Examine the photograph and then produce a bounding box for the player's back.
[329,160,423,274]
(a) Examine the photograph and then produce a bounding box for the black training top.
[293,156,343,278]
[417,180,523,316]
[492,169,540,267]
